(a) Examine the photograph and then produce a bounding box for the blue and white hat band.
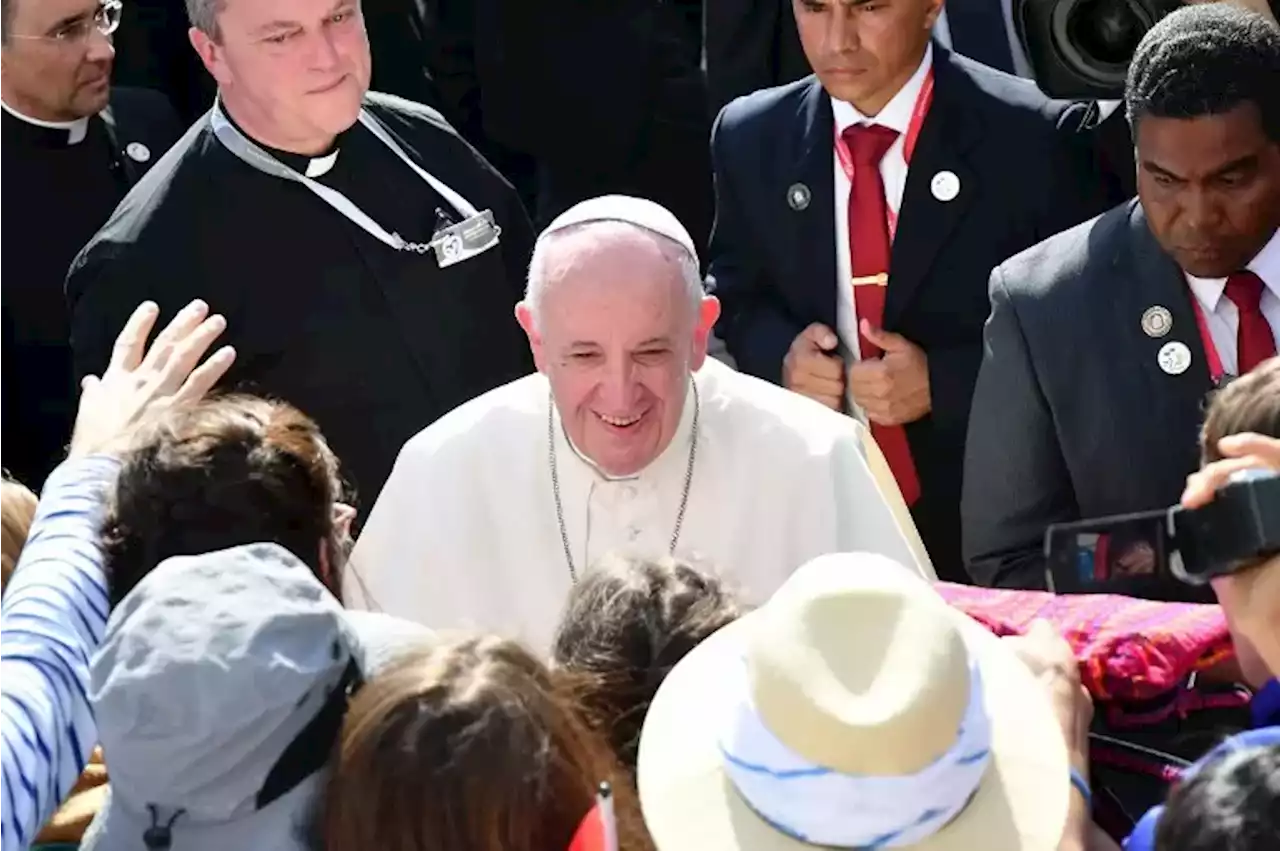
[720,660,993,848]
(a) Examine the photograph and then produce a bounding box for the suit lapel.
[885,48,982,327]
[1121,202,1214,457]
[785,78,840,332]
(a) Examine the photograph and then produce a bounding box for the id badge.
[430,209,502,269]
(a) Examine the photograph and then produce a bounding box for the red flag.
[568,782,617,851]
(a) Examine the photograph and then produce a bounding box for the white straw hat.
[636,552,1071,851]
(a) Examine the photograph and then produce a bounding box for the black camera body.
[1016,0,1183,98]
[1044,469,1280,597]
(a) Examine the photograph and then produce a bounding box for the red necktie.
[842,123,921,506]
[1224,271,1276,375]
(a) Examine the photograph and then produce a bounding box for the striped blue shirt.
[1,455,120,851]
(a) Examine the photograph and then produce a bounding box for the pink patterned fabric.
[935,584,1234,701]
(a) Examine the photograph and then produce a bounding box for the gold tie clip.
[850,273,889,287]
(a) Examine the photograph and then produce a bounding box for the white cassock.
[345,359,925,651]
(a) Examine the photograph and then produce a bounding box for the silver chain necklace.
[548,383,700,583]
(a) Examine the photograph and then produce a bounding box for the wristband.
[1069,766,1092,809]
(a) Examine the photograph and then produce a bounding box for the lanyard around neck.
[210,102,481,252]
[834,69,935,240]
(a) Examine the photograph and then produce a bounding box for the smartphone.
[1044,508,1176,595]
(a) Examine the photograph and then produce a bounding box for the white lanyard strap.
[210,102,481,253]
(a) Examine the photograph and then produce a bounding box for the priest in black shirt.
[67,0,535,511]
[2,0,181,488]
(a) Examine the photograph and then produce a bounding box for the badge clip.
[429,209,502,268]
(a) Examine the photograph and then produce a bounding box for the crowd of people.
[2,0,1280,849]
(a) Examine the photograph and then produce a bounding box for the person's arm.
[1,456,120,851]
[66,247,147,386]
[2,300,233,851]
[962,267,1077,588]
[706,108,802,385]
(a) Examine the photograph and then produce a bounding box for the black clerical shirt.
[2,90,179,488]
[67,93,536,511]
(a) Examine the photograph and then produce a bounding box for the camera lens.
[1051,0,1157,86]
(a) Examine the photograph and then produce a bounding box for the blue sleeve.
[1,455,120,851]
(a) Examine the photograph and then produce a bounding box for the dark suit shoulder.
[109,86,179,120]
[68,120,232,292]
[715,74,817,138]
[994,200,1137,308]
[940,50,1072,128]
[363,91,459,138]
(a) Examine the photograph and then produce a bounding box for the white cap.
[539,195,699,266]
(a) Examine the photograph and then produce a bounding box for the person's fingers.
[107,302,160,374]
[171,345,236,405]
[1217,433,1280,466]
[799,349,845,381]
[799,323,840,352]
[142,300,209,372]
[155,314,228,395]
[795,372,845,399]
[1182,456,1270,508]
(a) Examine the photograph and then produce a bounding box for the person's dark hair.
[1201,358,1280,464]
[101,394,348,606]
[0,0,13,45]
[322,635,653,851]
[1155,743,1280,851]
[551,554,743,769]
[1125,4,1280,141]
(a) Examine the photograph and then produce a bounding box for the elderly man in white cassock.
[345,195,926,649]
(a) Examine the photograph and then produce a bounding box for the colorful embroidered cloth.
[936,584,1234,701]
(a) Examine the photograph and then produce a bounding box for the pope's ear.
[690,296,721,370]
[515,302,545,370]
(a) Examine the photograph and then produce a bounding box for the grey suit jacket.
[962,200,1216,590]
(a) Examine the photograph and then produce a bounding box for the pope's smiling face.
[517,223,719,478]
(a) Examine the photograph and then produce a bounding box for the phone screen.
[1044,510,1173,595]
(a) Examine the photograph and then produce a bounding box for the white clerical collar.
[555,374,699,484]
[305,149,339,177]
[1,99,89,144]
[831,43,933,134]
[1185,228,1280,313]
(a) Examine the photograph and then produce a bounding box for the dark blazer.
[708,46,1109,579]
[705,0,810,119]
[962,200,1215,592]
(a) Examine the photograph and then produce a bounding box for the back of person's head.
[1,476,38,593]
[1201,357,1280,463]
[1155,743,1280,851]
[101,394,347,606]
[322,635,652,851]
[1125,4,1280,139]
[551,554,743,769]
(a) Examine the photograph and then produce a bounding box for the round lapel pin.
[125,142,151,163]
[787,183,811,211]
[1157,341,1192,375]
[1141,305,1173,338]
[930,170,960,202]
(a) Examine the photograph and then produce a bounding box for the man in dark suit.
[962,4,1280,592]
[708,0,1107,580]
[1,0,182,488]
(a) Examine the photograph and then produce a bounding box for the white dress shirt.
[831,46,933,417]
[345,360,924,651]
[1184,228,1280,376]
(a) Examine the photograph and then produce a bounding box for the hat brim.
[637,608,1070,851]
